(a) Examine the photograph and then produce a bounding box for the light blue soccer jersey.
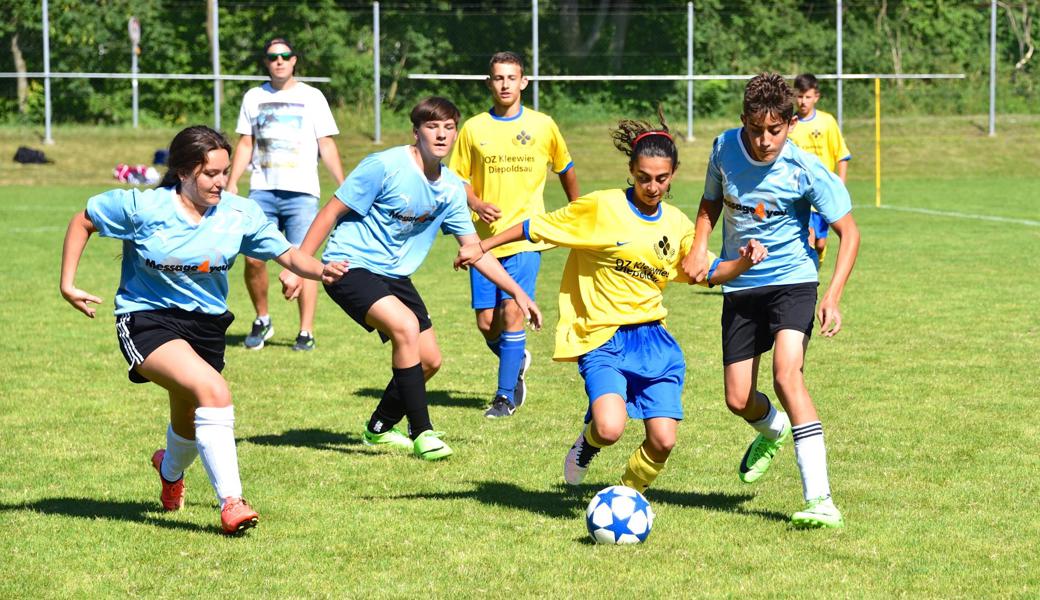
[87,187,291,315]
[703,127,852,292]
[322,145,475,278]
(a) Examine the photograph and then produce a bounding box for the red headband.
[633,130,673,146]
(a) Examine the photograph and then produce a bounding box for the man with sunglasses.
[229,37,344,352]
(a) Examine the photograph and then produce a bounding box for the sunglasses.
[266,51,294,61]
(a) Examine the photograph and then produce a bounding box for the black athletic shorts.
[115,308,235,383]
[324,268,432,343]
[721,282,817,365]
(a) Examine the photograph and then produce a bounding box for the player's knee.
[474,312,495,337]
[501,300,525,326]
[195,376,231,408]
[724,390,753,415]
[592,420,624,446]
[422,351,442,378]
[645,432,675,456]
[772,368,805,396]
[386,318,421,347]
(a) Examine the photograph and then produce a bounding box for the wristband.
[706,258,723,286]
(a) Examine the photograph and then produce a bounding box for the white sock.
[793,421,831,501]
[747,395,790,440]
[194,406,243,506]
[257,315,270,325]
[161,424,198,482]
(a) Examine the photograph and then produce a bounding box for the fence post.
[210,0,221,131]
[532,0,539,111]
[42,0,53,144]
[836,0,843,130]
[686,2,694,142]
[374,1,381,143]
[989,0,996,136]
[130,17,140,128]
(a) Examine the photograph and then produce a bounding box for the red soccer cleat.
[150,449,185,511]
[220,497,259,534]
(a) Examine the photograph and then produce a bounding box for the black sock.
[367,378,405,434]
[393,363,432,439]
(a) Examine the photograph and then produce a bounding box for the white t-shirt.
[235,81,339,198]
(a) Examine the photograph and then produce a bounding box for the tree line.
[1,0,1035,127]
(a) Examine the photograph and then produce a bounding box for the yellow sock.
[620,445,666,493]
[817,244,828,267]
[584,424,608,448]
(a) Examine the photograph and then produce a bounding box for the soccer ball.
[585,485,654,544]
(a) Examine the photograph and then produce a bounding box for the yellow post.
[874,77,881,207]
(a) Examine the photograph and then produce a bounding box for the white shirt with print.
[236,81,339,198]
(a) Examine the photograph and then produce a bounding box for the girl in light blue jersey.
[685,74,861,528]
[60,125,347,534]
[286,97,542,461]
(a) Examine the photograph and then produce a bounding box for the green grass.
[1,116,1038,598]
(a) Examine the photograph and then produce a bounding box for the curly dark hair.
[610,104,679,170]
[743,73,795,121]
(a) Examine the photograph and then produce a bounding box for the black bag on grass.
[13,146,53,164]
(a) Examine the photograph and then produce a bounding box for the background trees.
[0,0,1035,125]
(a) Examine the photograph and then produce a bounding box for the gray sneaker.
[292,331,315,352]
[244,318,273,350]
[484,395,516,418]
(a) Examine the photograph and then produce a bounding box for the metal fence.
[1,0,1008,143]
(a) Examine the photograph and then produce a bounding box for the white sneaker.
[513,349,532,409]
[564,428,599,485]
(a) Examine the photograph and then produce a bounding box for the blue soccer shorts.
[469,250,541,310]
[577,322,685,422]
[809,212,830,240]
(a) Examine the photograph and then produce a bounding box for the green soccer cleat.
[363,426,413,451]
[413,430,453,461]
[738,424,791,483]
[792,496,844,529]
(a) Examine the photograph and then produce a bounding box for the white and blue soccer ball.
[585,485,654,545]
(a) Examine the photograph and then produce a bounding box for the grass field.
[1,115,1038,598]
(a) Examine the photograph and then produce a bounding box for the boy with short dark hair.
[286,97,542,460]
[684,73,861,528]
[450,51,580,419]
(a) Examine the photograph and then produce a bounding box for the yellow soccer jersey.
[525,189,714,361]
[449,106,573,258]
[788,109,851,173]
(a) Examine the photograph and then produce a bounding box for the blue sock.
[496,330,526,402]
[485,335,501,357]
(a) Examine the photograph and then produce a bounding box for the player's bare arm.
[817,212,860,337]
[60,210,103,318]
[227,134,254,196]
[559,166,580,202]
[682,198,723,282]
[317,136,345,185]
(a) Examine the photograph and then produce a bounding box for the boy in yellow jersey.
[455,113,765,494]
[449,51,580,419]
[788,73,851,266]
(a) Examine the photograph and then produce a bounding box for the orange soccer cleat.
[220,497,259,534]
[150,449,185,511]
